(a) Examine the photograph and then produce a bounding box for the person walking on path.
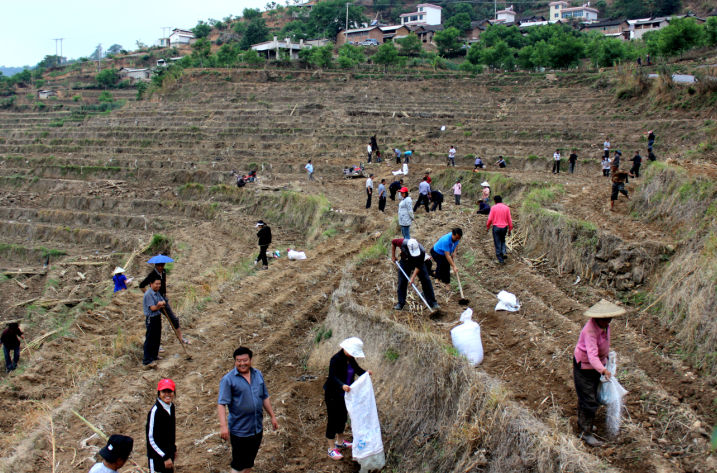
[365,174,374,209]
[89,435,134,473]
[139,262,189,345]
[413,176,431,213]
[610,169,630,211]
[218,347,279,473]
[366,142,372,163]
[629,151,642,178]
[377,179,387,213]
[552,149,561,174]
[486,196,513,265]
[394,148,402,164]
[430,228,462,284]
[142,279,167,367]
[448,146,456,166]
[324,338,370,460]
[647,130,655,152]
[603,137,611,159]
[305,160,314,181]
[573,299,625,447]
[569,150,578,174]
[452,179,462,205]
[112,267,132,293]
[391,238,439,310]
[1,322,24,373]
[398,187,414,239]
[370,135,379,159]
[255,221,272,270]
[601,156,611,177]
[430,189,444,212]
[612,150,621,170]
[388,178,403,201]
[146,379,177,473]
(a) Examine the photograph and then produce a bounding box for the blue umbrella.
[147,254,174,264]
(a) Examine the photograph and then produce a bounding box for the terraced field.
[0,68,715,473]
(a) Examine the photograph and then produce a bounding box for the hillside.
[0,66,715,473]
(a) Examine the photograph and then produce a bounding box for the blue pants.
[3,345,19,371]
[401,225,411,239]
[397,261,436,307]
[492,226,508,263]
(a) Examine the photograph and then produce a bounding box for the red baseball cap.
[399,187,409,193]
[157,378,175,392]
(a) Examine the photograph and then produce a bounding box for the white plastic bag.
[287,250,307,260]
[597,351,628,437]
[344,373,385,472]
[450,308,484,366]
[495,290,520,312]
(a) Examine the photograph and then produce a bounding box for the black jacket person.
[391,238,438,310]
[255,221,272,269]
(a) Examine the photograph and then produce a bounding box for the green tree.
[242,49,265,66]
[309,0,366,39]
[480,40,516,69]
[609,0,649,18]
[434,27,463,57]
[37,55,62,69]
[465,42,482,65]
[299,44,334,68]
[480,24,525,49]
[588,37,626,67]
[191,38,212,66]
[444,13,472,35]
[243,8,263,20]
[280,20,316,41]
[372,42,399,70]
[337,43,365,68]
[192,21,212,39]
[216,43,240,66]
[653,0,682,16]
[239,19,270,50]
[95,69,119,88]
[395,33,422,56]
[657,17,706,55]
[706,17,717,47]
[106,44,124,56]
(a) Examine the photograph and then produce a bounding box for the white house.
[37,90,56,100]
[496,5,517,23]
[251,37,323,60]
[628,15,705,39]
[400,3,442,26]
[169,28,195,45]
[549,1,598,23]
[119,68,151,82]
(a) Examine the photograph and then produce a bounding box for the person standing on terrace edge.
[573,299,625,447]
[365,174,374,209]
[139,261,189,345]
[305,159,314,181]
[486,196,512,264]
[397,186,414,239]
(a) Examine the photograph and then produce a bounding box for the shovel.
[455,271,470,306]
[394,260,435,313]
[160,307,192,360]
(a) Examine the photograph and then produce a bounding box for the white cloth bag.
[450,308,484,366]
[287,250,307,260]
[495,290,520,312]
[345,373,385,472]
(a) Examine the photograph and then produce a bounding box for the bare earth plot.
[0,69,715,473]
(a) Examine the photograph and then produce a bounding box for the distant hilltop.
[0,66,29,77]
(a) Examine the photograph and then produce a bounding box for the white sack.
[597,351,628,437]
[345,373,385,471]
[287,250,307,260]
[495,290,520,312]
[451,308,484,366]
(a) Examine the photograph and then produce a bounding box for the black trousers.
[325,392,347,439]
[143,315,162,365]
[552,160,561,173]
[365,189,372,208]
[630,164,640,178]
[413,194,429,212]
[573,357,601,433]
[378,196,386,212]
[397,261,436,306]
[430,200,442,211]
[256,244,269,266]
[492,226,508,263]
[569,161,576,173]
[430,249,451,284]
[389,189,397,201]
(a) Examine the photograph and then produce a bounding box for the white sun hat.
[112,267,125,275]
[406,239,421,257]
[481,181,490,187]
[339,337,365,358]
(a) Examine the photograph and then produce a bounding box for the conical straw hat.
[584,299,626,318]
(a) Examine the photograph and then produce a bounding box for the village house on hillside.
[168,28,195,46]
[549,1,599,23]
[336,25,411,46]
[119,68,151,83]
[628,14,706,39]
[251,36,330,59]
[399,3,442,26]
[579,18,631,38]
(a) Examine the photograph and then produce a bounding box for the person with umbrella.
[573,299,625,447]
[391,238,439,311]
[139,255,190,346]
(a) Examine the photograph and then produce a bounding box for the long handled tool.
[455,271,470,306]
[394,260,433,312]
[160,307,192,360]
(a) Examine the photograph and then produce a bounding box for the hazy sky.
[1,0,269,67]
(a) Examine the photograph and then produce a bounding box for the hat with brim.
[481,181,490,187]
[112,266,125,275]
[339,337,365,358]
[406,239,421,257]
[584,299,626,318]
[255,220,265,227]
[99,434,134,463]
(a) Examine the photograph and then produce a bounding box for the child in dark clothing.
[147,379,177,472]
[1,322,24,373]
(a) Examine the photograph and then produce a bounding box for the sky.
[0,0,270,67]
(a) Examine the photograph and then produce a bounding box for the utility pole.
[161,26,170,46]
[97,44,102,73]
[494,0,497,20]
[52,38,64,65]
[345,2,349,31]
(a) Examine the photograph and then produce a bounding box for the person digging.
[573,299,626,447]
[610,168,630,211]
[391,238,439,311]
